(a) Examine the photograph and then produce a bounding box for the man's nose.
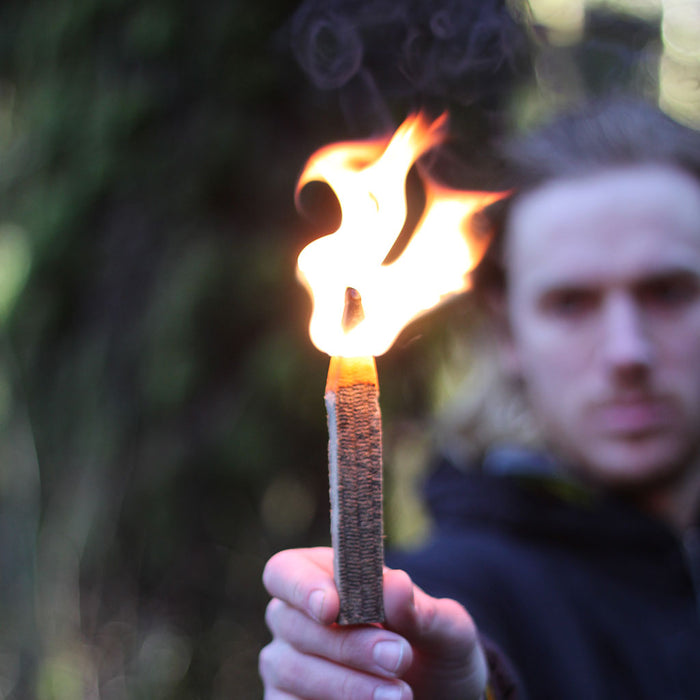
[601,295,653,375]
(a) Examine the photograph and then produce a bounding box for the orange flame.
[296,112,506,357]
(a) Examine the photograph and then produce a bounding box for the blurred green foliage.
[0,0,339,696]
[0,0,666,697]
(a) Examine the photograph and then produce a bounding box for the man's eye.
[542,289,596,317]
[639,275,700,310]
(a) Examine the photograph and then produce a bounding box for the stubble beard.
[559,427,700,525]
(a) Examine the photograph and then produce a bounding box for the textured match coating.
[325,355,384,625]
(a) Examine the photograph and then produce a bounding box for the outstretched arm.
[259,547,488,700]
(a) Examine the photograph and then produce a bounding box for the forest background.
[0,0,695,697]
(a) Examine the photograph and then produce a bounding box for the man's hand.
[259,547,488,700]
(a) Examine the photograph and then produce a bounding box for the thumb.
[382,568,488,698]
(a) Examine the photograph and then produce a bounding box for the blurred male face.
[504,165,700,489]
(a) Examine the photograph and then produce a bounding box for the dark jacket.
[387,448,700,700]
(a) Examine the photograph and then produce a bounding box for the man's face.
[505,165,700,489]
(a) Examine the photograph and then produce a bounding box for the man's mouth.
[593,398,670,436]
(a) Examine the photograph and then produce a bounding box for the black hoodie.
[387,449,700,700]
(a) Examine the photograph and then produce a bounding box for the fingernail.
[373,684,406,700]
[373,640,406,674]
[308,589,325,621]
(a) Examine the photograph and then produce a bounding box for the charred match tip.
[342,287,365,333]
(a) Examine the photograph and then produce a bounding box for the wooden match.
[324,288,385,625]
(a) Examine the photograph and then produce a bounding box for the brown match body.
[325,354,385,625]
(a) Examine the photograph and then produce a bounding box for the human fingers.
[383,568,481,660]
[266,597,414,679]
[382,569,487,698]
[259,638,412,700]
[262,547,339,625]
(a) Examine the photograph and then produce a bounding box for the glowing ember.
[296,111,506,357]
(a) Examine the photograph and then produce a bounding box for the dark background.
[0,1,677,697]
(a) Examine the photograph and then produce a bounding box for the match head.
[341,287,365,333]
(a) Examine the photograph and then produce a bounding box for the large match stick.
[325,288,385,625]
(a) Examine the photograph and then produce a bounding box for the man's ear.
[498,332,522,378]
[485,289,522,378]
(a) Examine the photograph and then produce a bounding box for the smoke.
[287,0,528,133]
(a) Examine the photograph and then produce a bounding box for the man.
[259,98,700,699]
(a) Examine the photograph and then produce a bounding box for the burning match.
[325,288,384,624]
[295,111,505,626]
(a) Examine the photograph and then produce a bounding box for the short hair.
[473,97,700,302]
